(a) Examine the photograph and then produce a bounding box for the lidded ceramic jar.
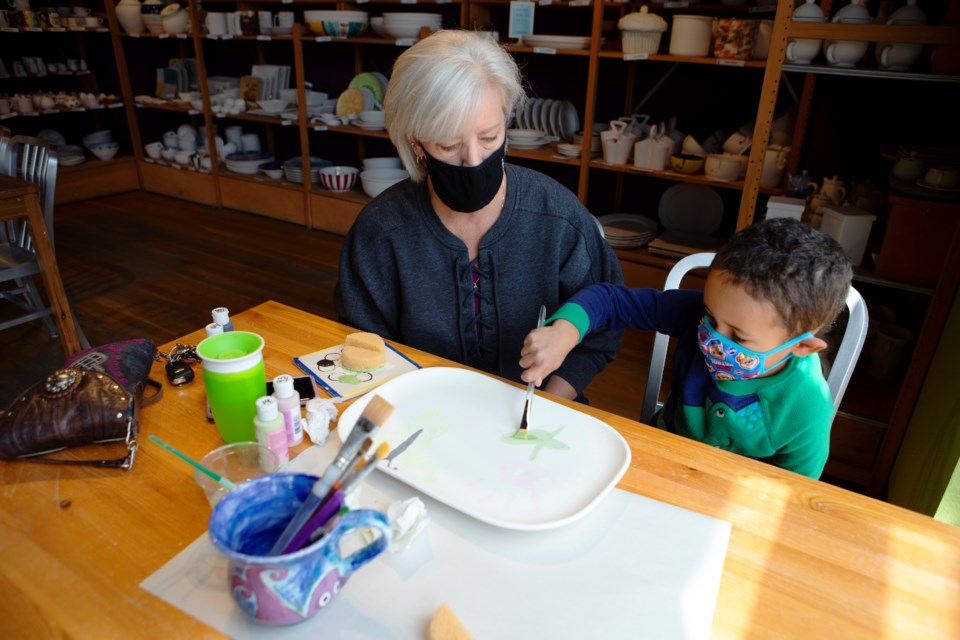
[831,0,872,24]
[876,0,927,70]
[161,3,190,34]
[116,0,144,34]
[787,0,826,64]
[140,0,165,34]
[618,7,668,55]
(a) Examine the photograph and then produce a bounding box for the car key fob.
[165,360,195,386]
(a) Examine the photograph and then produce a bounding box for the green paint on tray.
[502,426,570,461]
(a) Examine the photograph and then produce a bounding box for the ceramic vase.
[161,3,189,34]
[116,0,144,34]
[140,0,165,34]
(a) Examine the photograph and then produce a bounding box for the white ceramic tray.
[338,367,631,531]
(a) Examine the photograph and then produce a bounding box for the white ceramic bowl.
[369,16,388,38]
[144,142,163,159]
[360,168,409,198]
[82,130,112,149]
[318,166,359,192]
[303,10,368,37]
[89,142,119,160]
[173,149,194,165]
[362,156,403,170]
[258,99,288,114]
[358,110,385,125]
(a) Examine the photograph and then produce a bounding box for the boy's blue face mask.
[697,316,813,381]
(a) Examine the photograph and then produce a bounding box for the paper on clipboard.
[294,341,420,400]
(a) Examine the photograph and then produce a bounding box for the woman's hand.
[519,319,580,388]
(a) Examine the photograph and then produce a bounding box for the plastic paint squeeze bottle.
[212,307,234,332]
[204,322,224,422]
[254,396,289,470]
[273,374,304,446]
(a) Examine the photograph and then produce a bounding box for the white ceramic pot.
[669,15,714,57]
[161,3,190,34]
[825,39,868,67]
[785,37,822,64]
[704,153,742,182]
[876,42,924,70]
[760,145,790,188]
[116,0,144,34]
[140,0,165,34]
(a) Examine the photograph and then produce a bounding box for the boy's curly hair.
[712,217,853,335]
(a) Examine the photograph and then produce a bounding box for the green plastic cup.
[197,331,266,443]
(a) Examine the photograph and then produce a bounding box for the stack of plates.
[224,152,274,175]
[512,98,579,142]
[573,130,602,155]
[282,156,332,184]
[597,214,658,249]
[522,34,591,51]
[506,128,548,150]
[58,144,86,167]
[382,12,442,39]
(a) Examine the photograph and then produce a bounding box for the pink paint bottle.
[273,374,304,446]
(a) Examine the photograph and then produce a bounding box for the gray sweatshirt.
[335,164,624,397]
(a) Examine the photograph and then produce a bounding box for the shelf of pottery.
[0,2,130,171]
[765,0,960,495]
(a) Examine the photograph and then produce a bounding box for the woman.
[335,30,622,401]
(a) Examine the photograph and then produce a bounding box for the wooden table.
[1,300,957,638]
[0,174,81,356]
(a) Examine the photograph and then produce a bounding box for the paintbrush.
[340,442,391,496]
[517,305,547,435]
[268,395,394,555]
[148,435,238,491]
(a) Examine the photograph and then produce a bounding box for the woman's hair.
[712,217,853,335]
[384,30,525,182]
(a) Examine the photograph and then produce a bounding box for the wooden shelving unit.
[7,0,959,496]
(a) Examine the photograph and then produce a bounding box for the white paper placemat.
[142,444,731,639]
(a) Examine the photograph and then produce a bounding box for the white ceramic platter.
[658,184,724,234]
[338,367,631,530]
[509,137,549,150]
[547,99,561,137]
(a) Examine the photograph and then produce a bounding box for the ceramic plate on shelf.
[558,100,580,142]
[522,34,591,50]
[337,367,631,531]
[658,184,724,235]
[916,179,960,194]
[508,137,549,150]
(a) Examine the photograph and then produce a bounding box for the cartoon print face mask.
[697,316,813,381]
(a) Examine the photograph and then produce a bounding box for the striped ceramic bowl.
[318,166,359,192]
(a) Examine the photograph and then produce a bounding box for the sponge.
[340,332,386,372]
[428,604,474,640]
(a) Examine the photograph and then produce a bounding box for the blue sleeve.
[568,284,704,338]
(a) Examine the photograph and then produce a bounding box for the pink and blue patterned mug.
[208,473,391,625]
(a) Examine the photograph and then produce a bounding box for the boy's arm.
[520,318,581,387]
[520,285,705,387]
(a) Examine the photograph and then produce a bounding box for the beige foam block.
[428,603,475,640]
[341,331,386,371]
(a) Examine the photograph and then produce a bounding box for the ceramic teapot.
[161,3,190,34]
[821,175,847,205]
[786,171,819,198]
[893,152,925,182]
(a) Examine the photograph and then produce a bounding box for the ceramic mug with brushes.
[208,473,391,625]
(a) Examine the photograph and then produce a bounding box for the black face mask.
[422,139,506,213]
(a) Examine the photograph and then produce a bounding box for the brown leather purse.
[0,339,162,469]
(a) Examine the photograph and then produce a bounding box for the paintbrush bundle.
[268,395,395,555]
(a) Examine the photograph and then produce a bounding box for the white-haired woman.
[335,30,622,401]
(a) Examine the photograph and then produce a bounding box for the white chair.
[640,252,869,424]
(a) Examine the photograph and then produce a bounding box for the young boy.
[520,217,853,479]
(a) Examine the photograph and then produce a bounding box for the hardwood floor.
[0,192,651,419]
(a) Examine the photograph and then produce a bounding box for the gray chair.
[0,135,89,347]
[640,252,869,424]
